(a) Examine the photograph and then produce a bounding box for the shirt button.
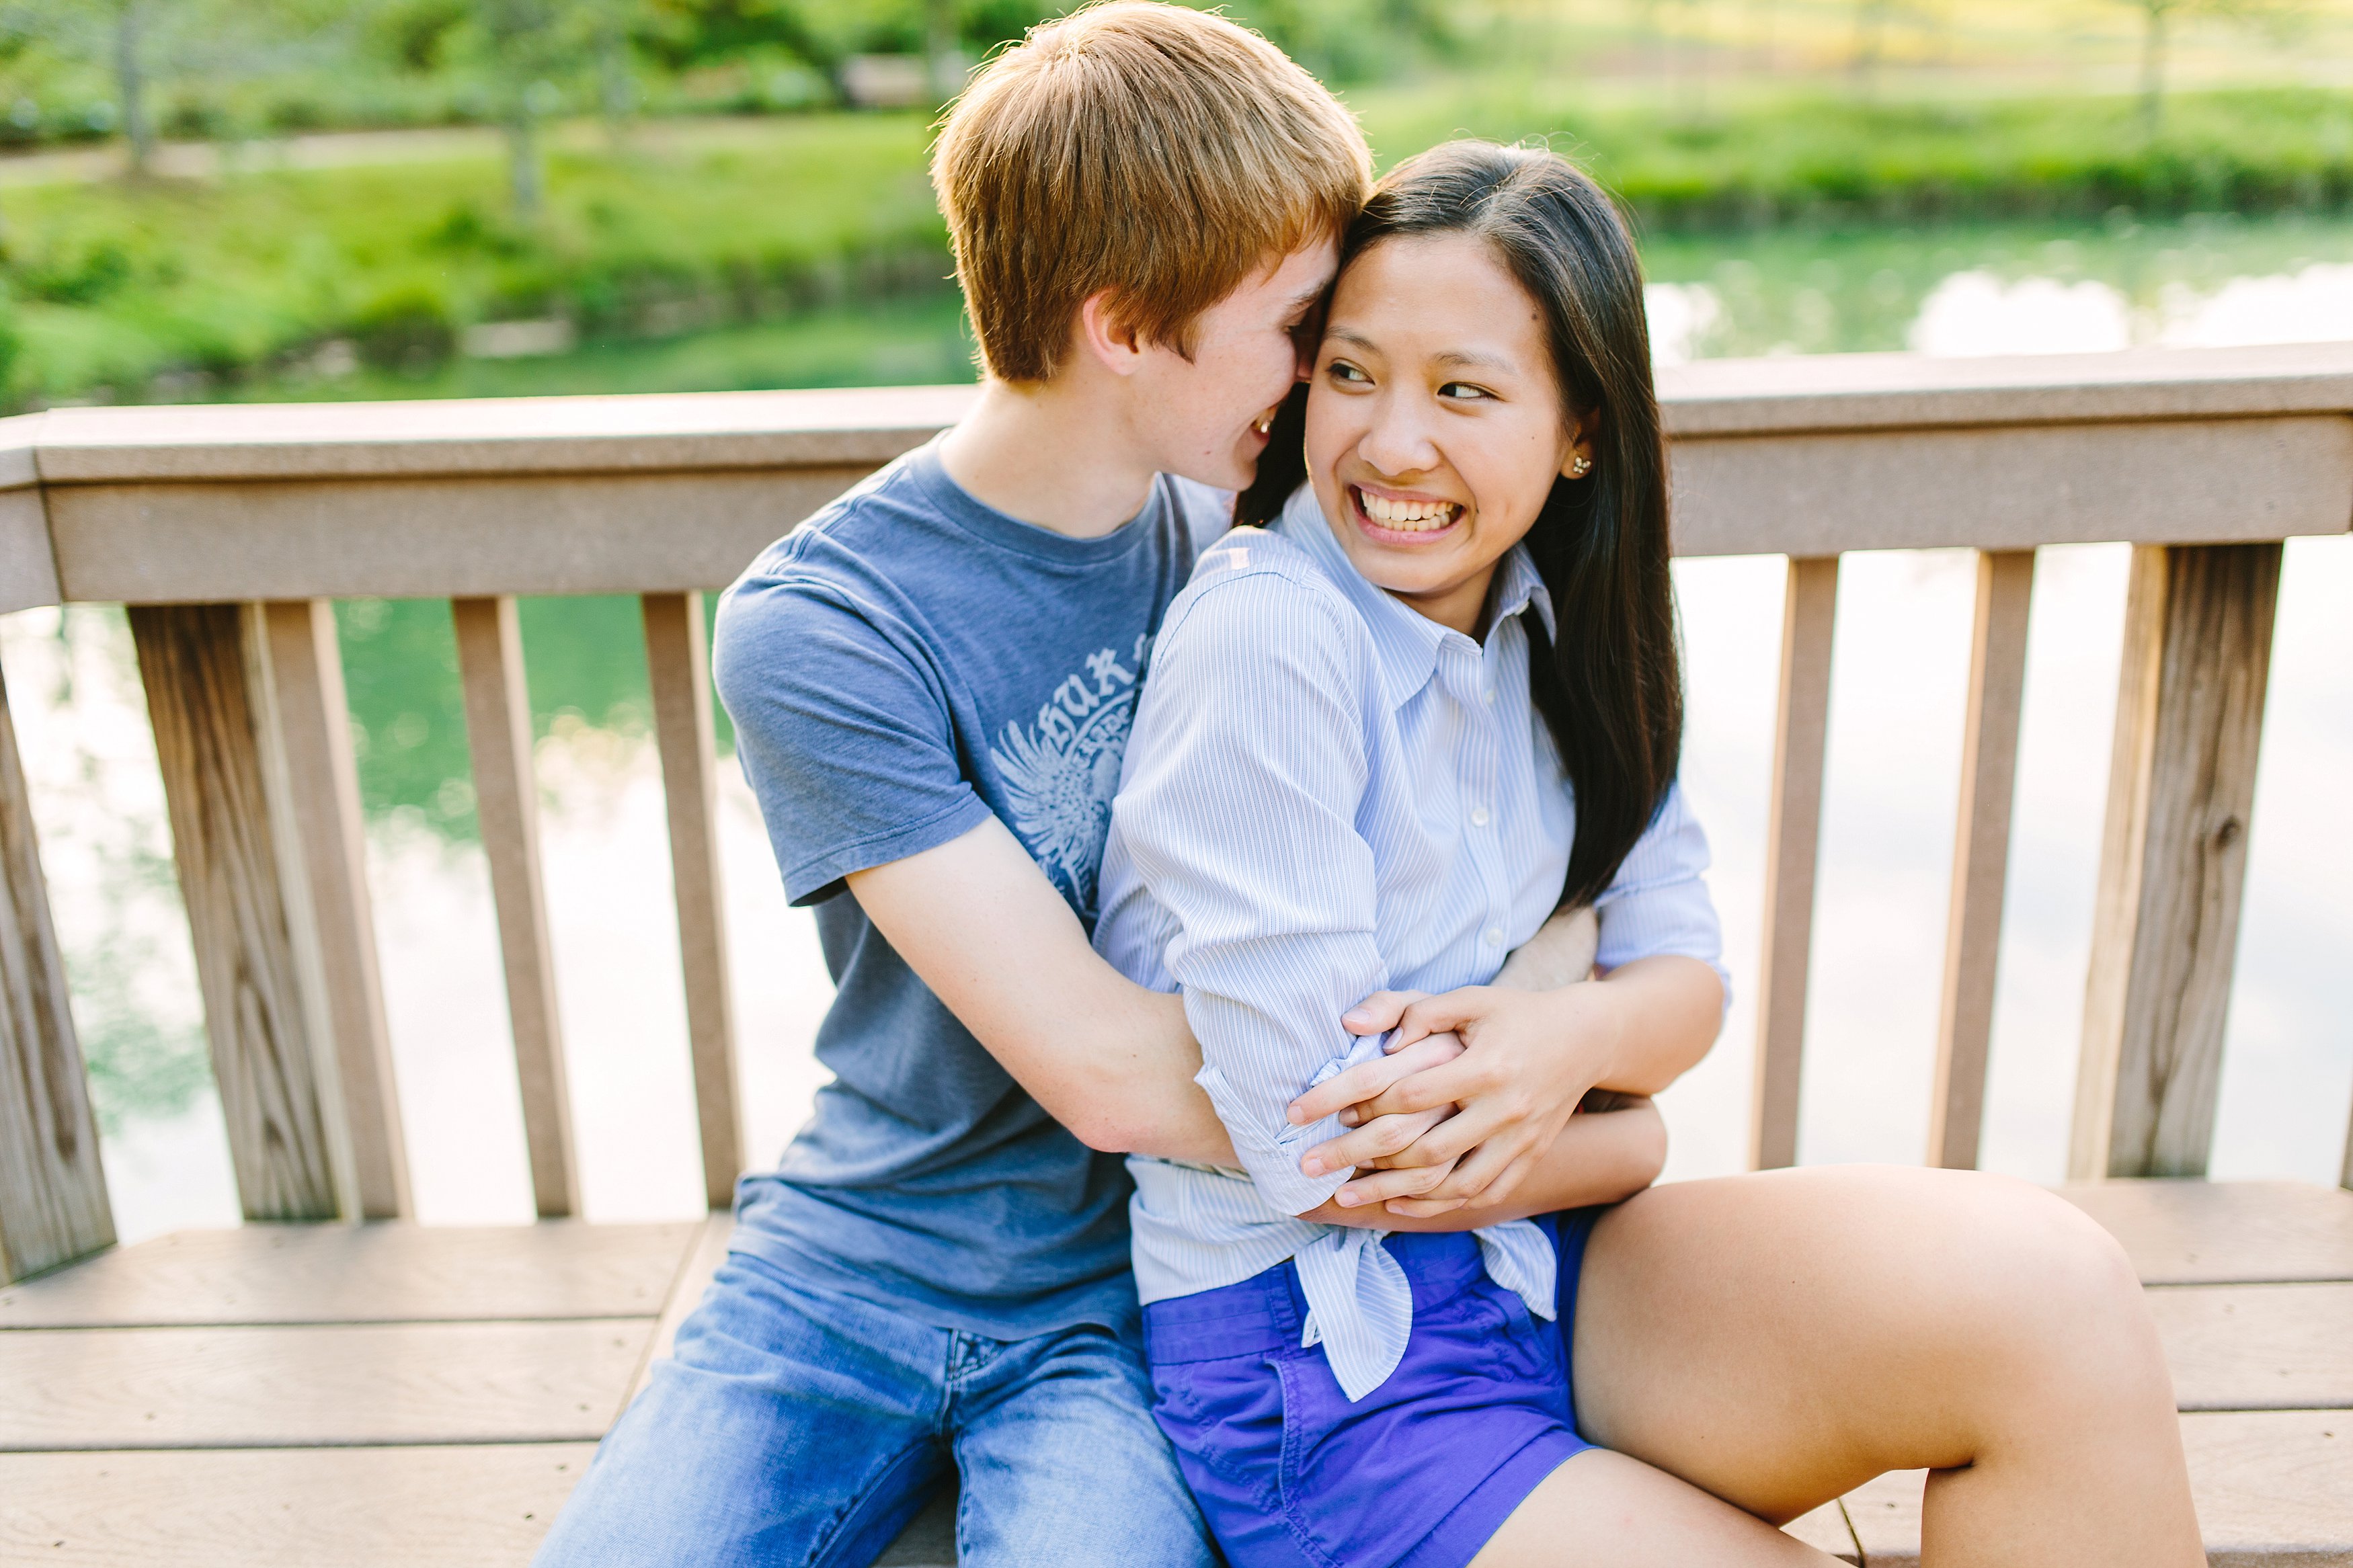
[1483,687,1497,705]
[1470,807,1491,828]
[1483,927,1504,947]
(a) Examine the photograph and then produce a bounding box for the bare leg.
[1567,1165,2202,1567]
[1472,1448,1841,1567]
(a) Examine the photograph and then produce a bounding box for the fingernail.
[1339,1110,1359,1126]
[1335,1190,1361,1207]
[1300,1156,1322,1176]
[1287,1105,1306,1125]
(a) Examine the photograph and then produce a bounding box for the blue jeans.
[532,1248,1218,1568]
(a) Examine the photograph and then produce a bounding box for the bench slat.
[0,1221,696,1328]
[1839,1411,2353,1567]
[2062,1180,2353,1284]
[2152,1283,2353,1413]
[0,1319,650,1450]
[0,1443,596,1566]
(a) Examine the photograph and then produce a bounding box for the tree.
[2118,0,2307,135]
[473,0,564,218]
[5,0,346,176]
[1850,0,1892,95]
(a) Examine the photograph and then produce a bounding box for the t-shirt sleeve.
[713,574,993,906]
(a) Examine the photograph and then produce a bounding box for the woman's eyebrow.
[1433,348,1515,372]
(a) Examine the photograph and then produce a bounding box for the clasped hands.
[1285,907,1633,1220]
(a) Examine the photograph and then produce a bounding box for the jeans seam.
[803,1438,947,1568]
[946,1329,1017,1389]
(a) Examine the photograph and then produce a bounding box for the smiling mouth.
[1352,485,1462,534]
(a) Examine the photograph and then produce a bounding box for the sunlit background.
[3,0,2350,1239]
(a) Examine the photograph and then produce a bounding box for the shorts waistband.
[1142,1229,1496,1365]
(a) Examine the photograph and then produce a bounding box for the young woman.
[1092,140,2204,1568]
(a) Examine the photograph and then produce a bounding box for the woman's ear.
[1562,415,1597,481]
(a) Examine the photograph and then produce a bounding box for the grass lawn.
[5,83,2350,409]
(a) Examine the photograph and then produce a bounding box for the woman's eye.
[1439,382,1494,401]
[1326,361,1371,385]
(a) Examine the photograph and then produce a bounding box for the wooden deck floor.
[2,1180,2348,1567]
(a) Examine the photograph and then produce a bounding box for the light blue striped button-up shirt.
[1094,486,1727,1401]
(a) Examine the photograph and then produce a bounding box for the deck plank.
[875,1490,958,1568]
[0,1220,695,1328]
[0,1443,596,1567]
[2061,1180,2353,1284]
[0,1319,651,1450]
[2153,1283,2353,1412]
[1837,1411,2353,1566]
[1784,1501,1862,1563]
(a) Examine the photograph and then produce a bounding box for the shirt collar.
[1275,485,1554,711]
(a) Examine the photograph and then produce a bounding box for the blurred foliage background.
[0,0,2350,412]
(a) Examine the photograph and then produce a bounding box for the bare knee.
[1929,1176,2173,1438]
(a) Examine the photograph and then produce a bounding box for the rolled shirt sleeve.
[1107,567,1387,1219]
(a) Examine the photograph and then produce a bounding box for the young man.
[532,8,1370,1565]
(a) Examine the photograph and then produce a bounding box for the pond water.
[9,210,2350,1243]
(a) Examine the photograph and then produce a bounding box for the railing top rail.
[0,384,981,488]
[5,342,2352,489]
[1657,340,2353,436]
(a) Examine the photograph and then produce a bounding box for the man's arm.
[846,816,1236,1162]
[1300,1096,1665,1231]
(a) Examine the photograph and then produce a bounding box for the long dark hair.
[1239,140,1681,909]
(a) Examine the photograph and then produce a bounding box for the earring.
[1569,453,1593,478]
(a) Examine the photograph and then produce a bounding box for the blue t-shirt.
[712,436,1231,1339]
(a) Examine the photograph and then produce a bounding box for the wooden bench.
[4,1180,2348,1564]
[3,346,2351,1562]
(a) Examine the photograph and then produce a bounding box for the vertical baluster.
[1927,551,2035,1170]
[2342,1098,2352,1192]
[451,595,577,1218]
[0,657,114,1283]
[1750,555,1839,1171]
[260,601,409,1219]
[2072,543,2280,1181]
[641,592,742,1212]
[130,605,342,1220]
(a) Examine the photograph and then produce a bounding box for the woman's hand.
[1295,1032,1465,1196]
[1291,985,1626,1212]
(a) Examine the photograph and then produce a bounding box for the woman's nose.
[1358,398,1440,478]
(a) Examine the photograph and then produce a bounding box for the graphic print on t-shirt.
[991,632,1153,919]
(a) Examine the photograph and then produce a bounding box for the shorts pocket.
[1152,1352,1288,1514]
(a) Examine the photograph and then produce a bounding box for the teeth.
[1357,488,1458,531]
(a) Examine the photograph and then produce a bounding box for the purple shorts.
[1142,1210,1601,1568]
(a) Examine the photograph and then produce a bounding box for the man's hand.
[1491,904,1599,991]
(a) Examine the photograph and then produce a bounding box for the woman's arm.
[1288,782,1727,1214]
[1300,1096,1665,1231]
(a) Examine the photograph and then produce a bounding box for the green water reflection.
[337,594,729,839]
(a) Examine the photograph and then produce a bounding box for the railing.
[1,347,2348,1284]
